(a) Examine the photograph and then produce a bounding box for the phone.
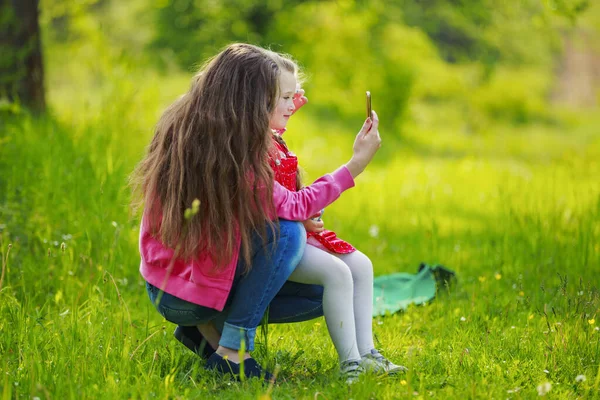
[366,91,372,119]
[312,209,325,221]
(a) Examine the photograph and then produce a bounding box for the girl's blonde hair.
[132,43,298,269]
[265,50,305,191]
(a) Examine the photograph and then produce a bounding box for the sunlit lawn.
[1,63,599,399]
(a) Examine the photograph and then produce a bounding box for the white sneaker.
[340,359,365,384]
[360,349,407,375]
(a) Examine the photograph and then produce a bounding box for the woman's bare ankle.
[215,346,251,363]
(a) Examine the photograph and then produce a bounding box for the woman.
[131,43,381,380]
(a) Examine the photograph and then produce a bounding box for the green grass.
[1,65,599,399]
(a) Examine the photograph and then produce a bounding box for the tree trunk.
[0,0,46,113]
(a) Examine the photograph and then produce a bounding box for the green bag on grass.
[372,263,456,317]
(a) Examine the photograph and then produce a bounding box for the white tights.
[288,244,375,363]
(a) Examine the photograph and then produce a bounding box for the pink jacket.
[139,165,355,311]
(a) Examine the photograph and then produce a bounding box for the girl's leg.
[336,251,375,356]
[216,220,306,360]
[337,250,407,374]
[287,245,361,363]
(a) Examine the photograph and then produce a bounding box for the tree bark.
[0,0,46,113]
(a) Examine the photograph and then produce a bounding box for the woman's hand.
[346,110,382,178]
[302,218,324,233]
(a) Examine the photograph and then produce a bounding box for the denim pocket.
[156,304,203,326]
[146,281,160,304]
[145,281,217,325]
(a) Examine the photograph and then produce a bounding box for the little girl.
[266,50,406,382]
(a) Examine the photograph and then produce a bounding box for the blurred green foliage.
[150,0,295,69]
[34,0,599,135]
[1,2,599,398]
[155,0,596,131]
[397,0,569,68]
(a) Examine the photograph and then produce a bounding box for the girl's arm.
[273,165,354,221]
[273,111,381,221]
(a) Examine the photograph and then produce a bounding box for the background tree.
[0,0,45,113]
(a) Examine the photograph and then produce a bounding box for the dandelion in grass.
[519,291,525,296]
[537,382,551,396]
[588,319,595,325]
[400,380,407,386]
[575,375,586,382]
[494,273,502,280]
[528,314,535,320]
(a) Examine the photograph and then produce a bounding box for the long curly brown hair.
[131,43,287,269]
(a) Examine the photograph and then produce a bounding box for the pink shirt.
[139,165,355,311]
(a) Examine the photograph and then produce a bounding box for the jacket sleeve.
[272,166,355,220]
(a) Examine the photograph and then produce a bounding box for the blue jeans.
[146,220,324,351]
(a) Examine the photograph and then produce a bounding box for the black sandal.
[205,353,274,382]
